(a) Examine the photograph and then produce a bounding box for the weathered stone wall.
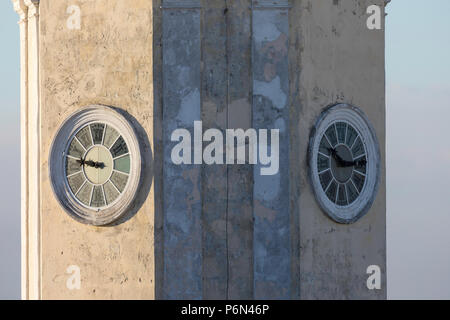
[293,0,387,299]
[36,0,386,299]
[39,0,157,299]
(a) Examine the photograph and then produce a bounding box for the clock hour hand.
[84,160,97,168]
[76,157,86,167]
[86,160,105,169]
[340,157,367,167]
[339,159,357,167]
[77,158,105,169]
[327,148,366,167]
[96,162,106,169]
[327,147,337,158]
[327,147,345,166]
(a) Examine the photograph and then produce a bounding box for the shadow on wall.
[108,107,154,226]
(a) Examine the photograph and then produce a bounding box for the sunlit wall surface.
[0,0,449,299]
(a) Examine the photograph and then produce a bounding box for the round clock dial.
[309,104,380,224]
[50,106,141,225]
[65,122,131,209]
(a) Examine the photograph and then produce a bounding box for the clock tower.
[13,0,387,300]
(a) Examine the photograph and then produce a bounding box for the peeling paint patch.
[254,162,281,201]
[254,200,278,223]
[177,89,201,126]
[254,77,287,110]
[252,4,291,300]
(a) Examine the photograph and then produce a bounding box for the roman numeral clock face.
[50,106,141,226]
[309,104,381,224]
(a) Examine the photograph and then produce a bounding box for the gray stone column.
[200,0,228,299]
[162,0,202,299]
[252,0,291,299]
[226,0,254,299]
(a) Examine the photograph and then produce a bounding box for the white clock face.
[309,104,380,223]
[50,106,141,226]
[65,122,131,210]
[316,121,367,206]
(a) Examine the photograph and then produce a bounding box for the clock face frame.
[50,106,141,226]
[308,104,381,224]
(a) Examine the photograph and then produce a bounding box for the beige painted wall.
[292,0,386,299]
[24,0,385,299]
[39,0,156,299]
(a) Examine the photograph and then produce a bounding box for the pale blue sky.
[0,0,449,299]
[0,0,21,300]
[386,0,450,299]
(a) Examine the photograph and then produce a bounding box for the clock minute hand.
[87,160,105,169]
[338,159,356,167]
[84,160,97,168]
[327,147,363,168]
[327,147,346,167]
[75,157,105,169]
[96,162,105,169]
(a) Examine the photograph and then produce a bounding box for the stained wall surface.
[39,0,157,299]
[35,0,385,299]
[293,0,387,299]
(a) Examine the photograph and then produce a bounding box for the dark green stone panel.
[325,124,338,147]
[103,125,120,149]
[352,137,365,159]
[66,157,82,176]
[319,136,332,156]
[352,172,366,193]
[317,154,330,172]
[110,171,128,192]
[76,126,93,149]
[104,180,120,205]
[346,125,358,148]
[90,123,105,145]
[326,180,338,203]
[346,181,359,204]
[319,170,333,191]
[111,136,128,158]
[68,139,85,158]
[336,122,347,144]
[91,186,105,207]
[77,183,93,206]
[67,172,85,194]
[337,184,347,206]
[114,155,131,174]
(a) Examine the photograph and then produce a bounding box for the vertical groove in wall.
[200,0,228,299]
[153,0,164,300]
[12,0,29,300]
[226,0,254,299]
[224,0,230,300]
[288,1,301,300]
[24,0,41,300]
[162,0,202,299]
[252,0,291,299]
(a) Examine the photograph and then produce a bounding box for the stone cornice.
[11,0,28,23]
[24,0,39,18]
[252,0,290,8]
[161,0,201,9]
